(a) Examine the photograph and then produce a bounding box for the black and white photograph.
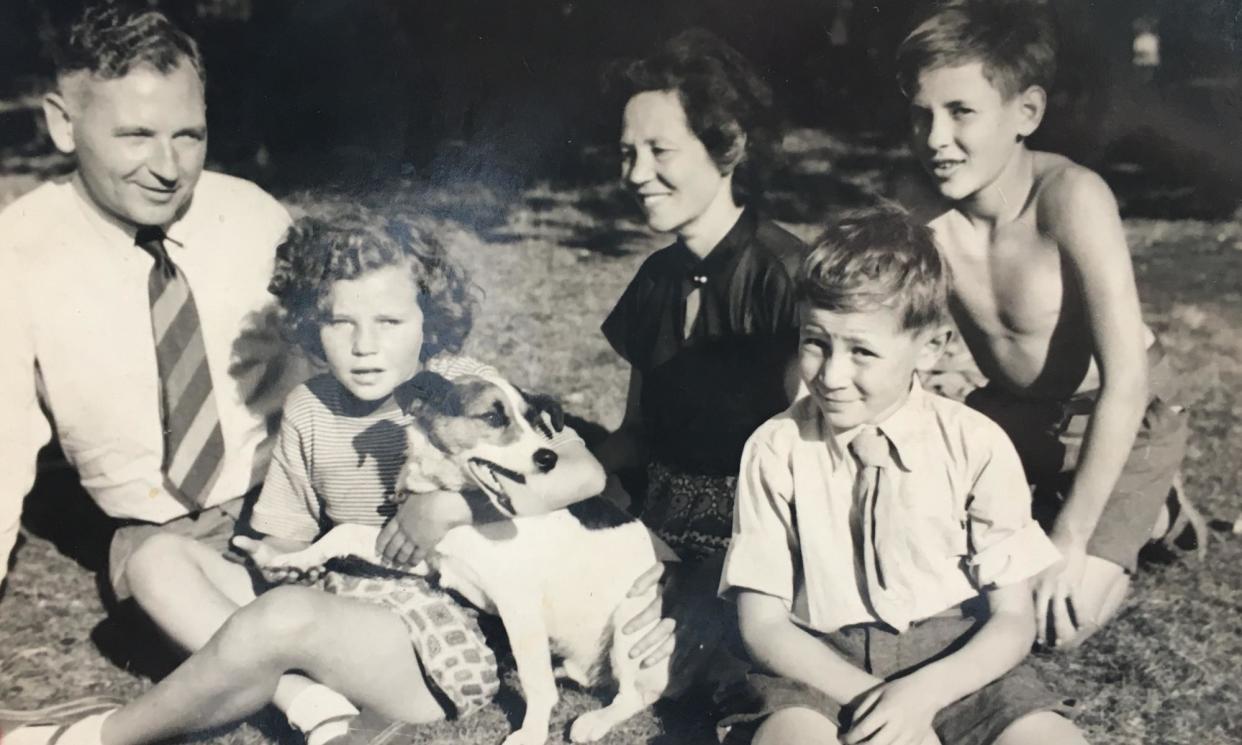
[0,1,1238,744]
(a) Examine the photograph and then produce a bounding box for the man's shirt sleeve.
[0,249,54,587]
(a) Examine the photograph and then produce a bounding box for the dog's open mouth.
[467,457,526,514]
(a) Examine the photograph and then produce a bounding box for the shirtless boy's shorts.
[966,346,1189,572]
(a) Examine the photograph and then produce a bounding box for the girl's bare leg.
[101,586,445,745]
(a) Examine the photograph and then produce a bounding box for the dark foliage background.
[1,0,1240,216]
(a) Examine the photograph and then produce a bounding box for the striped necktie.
[137,227,224,508]
[849,426,915,632]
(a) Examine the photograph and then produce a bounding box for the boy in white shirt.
[717,207,1085,745]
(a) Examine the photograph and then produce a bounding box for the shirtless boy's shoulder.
[1028,152,1121,239]
[894,152,1117,242]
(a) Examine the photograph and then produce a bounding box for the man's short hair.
[896,0,1056,99]
[54,3,205,86]
[796,204,949,333]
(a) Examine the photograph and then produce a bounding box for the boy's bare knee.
[215,585,326,665]
[753,707,837,745]
[125,532,206,603]
[995,712,1087,745]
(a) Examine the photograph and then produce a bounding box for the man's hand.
[231,535,320,584]
[376,490,468,567]
[843,674,946,745]
[1033,535,1089,648]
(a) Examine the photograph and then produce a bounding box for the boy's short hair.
[896,0,1056,99]
[797,204,949,332]
[269,204,479,363]
[55,3,205,86]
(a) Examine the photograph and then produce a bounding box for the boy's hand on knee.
[844,675,946,745]
[1033,538,1088,648]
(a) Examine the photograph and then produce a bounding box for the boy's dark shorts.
[716,606,1073,745]
[966,349,1189,573]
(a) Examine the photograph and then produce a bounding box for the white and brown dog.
[264,372,672,745]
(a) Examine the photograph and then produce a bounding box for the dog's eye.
[477,401,508,428]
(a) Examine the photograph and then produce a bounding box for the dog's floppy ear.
[518,387,565,435]
[398,370,455,415]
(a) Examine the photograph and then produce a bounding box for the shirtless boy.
[893,0,1201,650]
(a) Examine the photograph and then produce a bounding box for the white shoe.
[1,704,119,745]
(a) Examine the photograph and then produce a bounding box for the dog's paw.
[569,711,619,743]
[265,548,325,571]
[499,726,548,745]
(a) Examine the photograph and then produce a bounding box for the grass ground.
[1,129,1240,745]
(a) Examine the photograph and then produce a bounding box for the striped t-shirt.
[250,355,580,543]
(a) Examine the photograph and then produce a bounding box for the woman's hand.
[620,563,678,667]
[619,556,730,676]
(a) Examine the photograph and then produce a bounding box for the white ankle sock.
[305,719,351,745]
[283,684,359,744]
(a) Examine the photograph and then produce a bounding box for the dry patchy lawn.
[2,131,1240,745]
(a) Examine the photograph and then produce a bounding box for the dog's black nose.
[533,448,558,472]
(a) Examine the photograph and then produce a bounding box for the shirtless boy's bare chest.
[930,209,1093,393]
[934,211,1073,335]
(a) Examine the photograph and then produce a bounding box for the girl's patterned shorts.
[319,570,500,718]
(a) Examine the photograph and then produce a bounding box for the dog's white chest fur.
[434,509,658,682]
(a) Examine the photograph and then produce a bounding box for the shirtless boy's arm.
[1036,168,1149,643]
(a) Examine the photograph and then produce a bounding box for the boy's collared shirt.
[720,382,1059,634]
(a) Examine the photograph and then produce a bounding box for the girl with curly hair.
[3,205,608,745]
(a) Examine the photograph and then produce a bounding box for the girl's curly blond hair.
[268,205,478,363]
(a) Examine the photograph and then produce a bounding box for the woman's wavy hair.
[268,205,478,363]
[605,28,778,204]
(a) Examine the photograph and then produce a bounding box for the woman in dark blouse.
[596,29,807,673]
[599,30,806,561]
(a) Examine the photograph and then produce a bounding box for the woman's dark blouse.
[602,210,807,476]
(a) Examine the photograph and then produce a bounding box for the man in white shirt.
[0,3,302,651]
[0,8,377,743]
